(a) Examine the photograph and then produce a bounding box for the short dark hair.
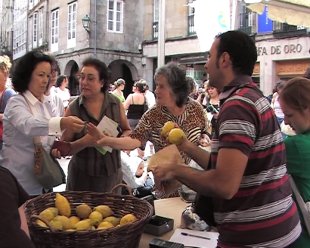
[154,62,190,107]
[12,50,54,93]
[216,31,257,76]
[56,75,67,87]
[81,57,111,93]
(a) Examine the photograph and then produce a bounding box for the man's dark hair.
[216,31,257,76]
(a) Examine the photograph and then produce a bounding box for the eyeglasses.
[77,74,98,83]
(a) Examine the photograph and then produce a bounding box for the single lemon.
[39,208,55,222]
[89,211,103,226]
[55,193,71,217]
[68,216,80,229]
[103,216,120,227]
[49,219,63,231]
[161,121,175,138]
[76,203,92,219]
[120,213,137,225]
[167,128,186,145]
[74,219,92,231]
[94,205,113,218]
[54,215,71,230]
[97,221,114,230]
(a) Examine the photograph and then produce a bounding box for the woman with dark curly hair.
[0,50,85,196]
[60,57,131,192]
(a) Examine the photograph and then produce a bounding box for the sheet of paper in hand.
[147,144,183,196]
[96,116,120,155]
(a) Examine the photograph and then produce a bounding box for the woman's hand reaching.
[60,116,86,133]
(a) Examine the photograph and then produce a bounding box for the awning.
[246,0,310,27]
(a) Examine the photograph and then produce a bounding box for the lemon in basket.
[46,207,59,216]
[55,193,71,217]
[49,219,63,231]
[97,221,114,230]
[36,219,48,228]
[89,210,103,226]
[75,219,92,231]
[94,205,113,218]
[68,216,80,229]
[76,203,92,219]
[54,215,71,230]
[39,208,56,222]
[103,216,120,227]
[120,213,137,225]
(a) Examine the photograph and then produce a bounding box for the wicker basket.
[24,190,153,248]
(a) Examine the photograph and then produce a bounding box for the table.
[139,197,189,248]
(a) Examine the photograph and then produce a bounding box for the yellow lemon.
[97,221,114,230]
[49,219,63,231]
[45,207,58,217]
[54,215,71,230]
[68,216,80,229]
[94,205,113,218]
[120,213,137,226]
[103,216,120,227]
[161,121,175,138]
[35,219,48,228]
[76,203,92,219]
[74,219,92,231]
[167,128,186,145]
[39,208,55,222]
[89,211,103,226]
[55,193,71,217]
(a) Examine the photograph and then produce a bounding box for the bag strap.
[22,95,42,144]
[289,175,310,235]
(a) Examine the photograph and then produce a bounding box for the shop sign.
[257,43,303,56]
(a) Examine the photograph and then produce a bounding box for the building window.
[33,12,38,47]
[238,4,255,34]
[107,0,124,33]
[38,7,44,46]
[67,1,77,48]
[51,9,59,52]
[153,0,159,39]
[188,2,195,35]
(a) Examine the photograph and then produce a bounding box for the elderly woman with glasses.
[60,57,131,192]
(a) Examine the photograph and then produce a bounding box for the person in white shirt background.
[44,60,64,117]
[55,75,71,109]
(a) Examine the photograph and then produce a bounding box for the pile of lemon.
[35,193,137,231]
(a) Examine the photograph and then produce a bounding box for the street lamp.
[82,14,91,32]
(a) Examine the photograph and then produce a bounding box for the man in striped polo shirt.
[152,30,301,247]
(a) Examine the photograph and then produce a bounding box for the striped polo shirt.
[211,76,301,247]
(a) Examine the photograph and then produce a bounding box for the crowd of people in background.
[1,29,310,247]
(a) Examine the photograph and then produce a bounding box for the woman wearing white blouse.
[0,51,84,196]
